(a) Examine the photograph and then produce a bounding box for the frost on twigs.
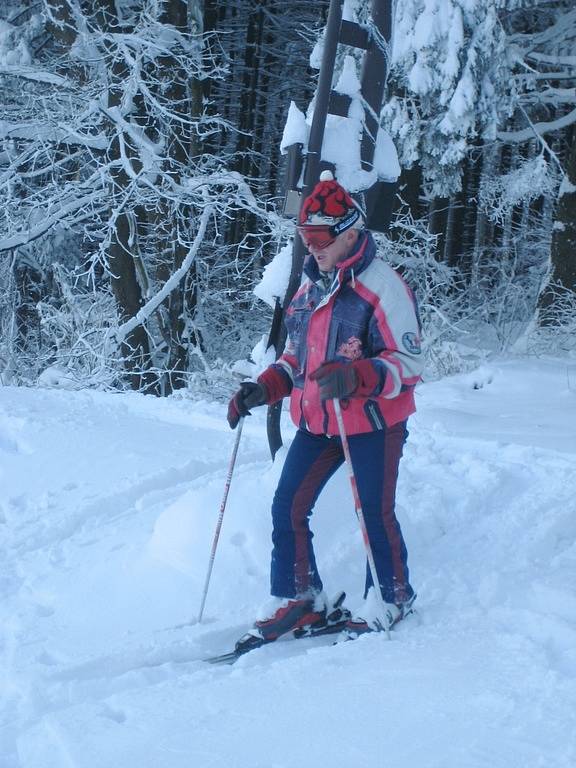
[373,211,484,379]
[479,156,558,224]
[531,284,576,356]
[0,4,279,392]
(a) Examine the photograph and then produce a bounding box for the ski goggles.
[297,207,361,250]
[297,225,337,250]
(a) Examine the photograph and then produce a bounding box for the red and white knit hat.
[299,170,364,234]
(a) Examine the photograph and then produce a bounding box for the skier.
[227,171,423,642]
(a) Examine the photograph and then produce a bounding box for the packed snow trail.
[1,359,575,768]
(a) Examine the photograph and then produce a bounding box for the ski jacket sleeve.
[257,363,293,404]
[358,262,423,400]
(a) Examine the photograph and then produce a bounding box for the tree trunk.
[428,196,448,259]
[108,234,156,393]
[550,132,576,288]
[13,256,43,364]
[154,0,199,394]
[538,130,576,319]
[473,143,500,264]
[394,165,424,221]
[95,0,156,392]
[442,196,458,267]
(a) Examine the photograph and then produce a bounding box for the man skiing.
[227,171,423,643]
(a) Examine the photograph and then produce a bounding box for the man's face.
[302,228,359,272]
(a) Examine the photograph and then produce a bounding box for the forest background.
[0,0,575,398]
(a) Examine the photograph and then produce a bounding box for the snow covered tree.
[383,0,505,197]
[0,0,272,391]
[381,0,574,339]
[494,0,576,311]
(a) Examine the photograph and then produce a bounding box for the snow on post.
[253,241,294,310]
[282,55,401,195]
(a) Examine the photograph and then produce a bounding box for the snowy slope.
[1,358,575,768]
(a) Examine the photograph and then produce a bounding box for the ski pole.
[333,399,391,640]
[198,417,245,623]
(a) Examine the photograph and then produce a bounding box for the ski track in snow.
[1,360,575,768]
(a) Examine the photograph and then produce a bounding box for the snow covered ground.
[1,357,575,768]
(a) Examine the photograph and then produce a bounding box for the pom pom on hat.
[299,171,363,232]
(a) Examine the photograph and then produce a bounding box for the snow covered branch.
[0,192,104,252]
[112,204,213,346]
[0,64,70,85]
[498,107,576,143]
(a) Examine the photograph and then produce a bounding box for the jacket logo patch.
[402,332,421,355]
[337,336,363,360]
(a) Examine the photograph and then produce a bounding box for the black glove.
[227,382,267,429]
[309,361,359,401]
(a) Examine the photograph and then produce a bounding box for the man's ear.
[345,228,360,247]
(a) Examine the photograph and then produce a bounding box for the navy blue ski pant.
[270,423,414,604]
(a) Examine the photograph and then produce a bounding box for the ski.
[204,592,351,665]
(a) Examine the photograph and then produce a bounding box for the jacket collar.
[303,230,376,286]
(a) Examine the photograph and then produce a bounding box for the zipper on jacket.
[366,400,384,430]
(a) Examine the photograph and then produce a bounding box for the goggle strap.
[331,207,361,235]
[298,208,361,237]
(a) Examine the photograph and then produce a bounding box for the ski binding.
[204,592,351,665]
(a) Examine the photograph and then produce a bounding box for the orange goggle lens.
[297,225,336,250]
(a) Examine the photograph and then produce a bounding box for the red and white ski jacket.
[259,231,423,436]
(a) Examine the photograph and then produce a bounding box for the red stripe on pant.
[380,423,411,601]
[290,444,342,595]
[271,431,343,598]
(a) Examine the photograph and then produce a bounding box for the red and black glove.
[227,367,293,429]
[227,382,267,429]
[309,360,380,401]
